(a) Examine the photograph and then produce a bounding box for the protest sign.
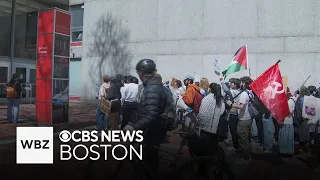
[101,99,112,117]
[214,59,221,76]
[302,95,320,121]
[95,83,101,98]
[170,77,177,87]
[282,76,288,92]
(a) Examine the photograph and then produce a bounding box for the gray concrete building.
[1,0,319,102]
[70,0,320,101]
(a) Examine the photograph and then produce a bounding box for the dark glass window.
[70,4,84,43]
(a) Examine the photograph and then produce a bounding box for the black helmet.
[135,59,156,73]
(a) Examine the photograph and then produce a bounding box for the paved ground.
[0,130,319,180]
[0,103,319,179]
[0,102,97,139]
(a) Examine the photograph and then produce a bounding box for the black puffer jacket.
[132,76,166,145]
[107,82,122,101]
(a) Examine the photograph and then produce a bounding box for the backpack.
[245,90,260,119]
[6,82,17,98]
[161,86,177,131]
[294,97,303,124]
[252,93,269,114]
[192,90,204,114]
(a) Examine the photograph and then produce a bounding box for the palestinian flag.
[223,45,248,79]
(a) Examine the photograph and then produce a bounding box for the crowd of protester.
[95,59,320,176]
[4,58,319,178]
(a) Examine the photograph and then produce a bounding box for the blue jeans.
[263,114,274,150]
[7,98,21,123]
[96,103,109,131]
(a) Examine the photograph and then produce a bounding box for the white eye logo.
[59,130,71,142]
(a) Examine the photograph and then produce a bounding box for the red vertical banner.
[36,10,54,125]
[36,9,71,125]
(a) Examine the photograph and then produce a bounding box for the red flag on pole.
[249,61,290,121]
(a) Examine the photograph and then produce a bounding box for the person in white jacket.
[193,82,225,177]
[197,83,225,150]
[278,91,296,157]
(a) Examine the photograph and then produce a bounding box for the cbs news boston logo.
[16,127,143,164]
[16,127,53,164]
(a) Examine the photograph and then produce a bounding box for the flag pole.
[253,59,281,82]
[246,45,249,76]
[276,59,281,64]
[301,75,311,88]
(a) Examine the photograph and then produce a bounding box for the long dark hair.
[209,83,223,106]
[176,80,182,88]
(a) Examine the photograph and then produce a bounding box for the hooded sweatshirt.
[98,82,110,101]
[182,84,201,106]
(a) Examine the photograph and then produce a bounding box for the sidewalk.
[0,132,318,180]
[0,102,97,139]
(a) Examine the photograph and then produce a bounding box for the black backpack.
[293,97,303,125]
[250,91,269,114]
[161,86,177,131]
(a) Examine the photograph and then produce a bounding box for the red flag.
[249,62,290,121]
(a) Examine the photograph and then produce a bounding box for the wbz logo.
[20,140,50,149]
[16,127,53,164]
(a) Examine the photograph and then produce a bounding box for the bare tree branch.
[87,13,132,83]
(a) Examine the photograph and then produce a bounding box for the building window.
[72,30,83,42]
[0,67,8,83]
[0,67,8,98]
[70,4,84,44]
[16,67,27,84]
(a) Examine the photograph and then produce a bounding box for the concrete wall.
[75,0,320,101]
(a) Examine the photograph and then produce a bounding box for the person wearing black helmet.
[123,59,167,179]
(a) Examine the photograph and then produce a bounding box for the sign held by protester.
[95,83,101,98]
[249,60,290,121]
[302,95,320,121]
[101,99,112,117]
[282,76,288,93]
[170,77,177,87]
[213,59,221,76]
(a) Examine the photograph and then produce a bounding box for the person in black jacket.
[6,73,22,123]
[107,74,123,130]
[123,59,166,180]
